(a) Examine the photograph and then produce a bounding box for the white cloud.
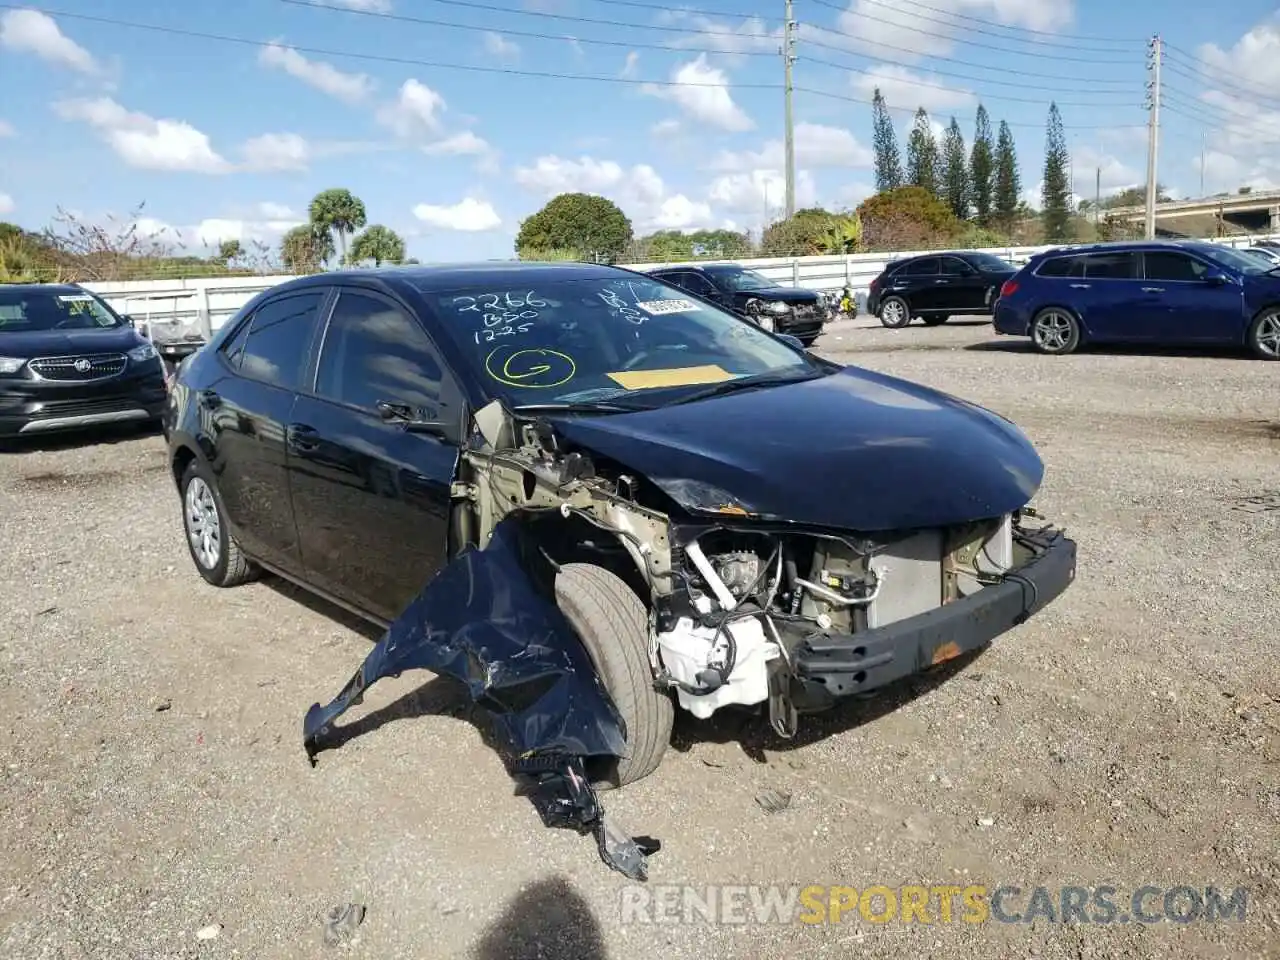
[376,79,446,138]
[709,123,873,171]
[259,43,373,103]
[256,201,296,219]
[53,98,231,173]
[413,198,501,232]
[422,130,499,173]
[316,0,392,10]
[128,210,306,253]
[651,118,681,137]
[621,51,639,78]
[240,132,310,172]
[0,120,14,137]
[1069,145,1141,197]
[707,169,818,216]
[851,64,974,112]
[565,36,584,58]
[0,9,96,74]
[641,54,753,132]
[482,32,519,60]
[659,11,783,57]
[512,154,716,232]
[0,193,13,215]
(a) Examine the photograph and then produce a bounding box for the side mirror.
[122,314,137,327]
[776,333,804,350]
[376,400,449,438]
[1204,270,1231,285]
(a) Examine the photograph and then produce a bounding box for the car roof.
[265,260,636,296]
[0,282,87,296]
[1034,239,1228,257]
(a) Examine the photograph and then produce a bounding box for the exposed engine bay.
[455,398,1030,731]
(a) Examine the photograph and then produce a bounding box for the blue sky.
[2,0,1279,262]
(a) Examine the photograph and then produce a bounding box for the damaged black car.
[163,262,1075,865]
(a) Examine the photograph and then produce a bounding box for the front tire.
[1246,308,1280,360]
[554,563,673,789]
[878,296,911,328]
[1030,307,1081,355]
[179,458,256,587]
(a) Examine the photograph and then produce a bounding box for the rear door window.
[1035,256,1084,278]
[1082,252,1138,279]
[941,256,975,276]
[237,290,327,391]
[900,257,941,276]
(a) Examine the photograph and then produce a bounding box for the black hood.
[736,286,821,305]
[0,325,144,359]
[545,366,1044,532]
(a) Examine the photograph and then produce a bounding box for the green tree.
[905,108,940,198]
[871,88,903,192]
[856,185,959,251]
[969,104,995,224]
[216,239,243,264]
[1041,102,1072,240]
[514,192,633,262]
[993,120,1021,229]
[942,117,969,220]
[349,224,407,266]
[280,223,333,274]
[308,188,367,265]
[629,228,753,262]
[761,207,861,256]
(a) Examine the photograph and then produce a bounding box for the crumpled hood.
[546,365,1044,532]
[0,325,144,359]
[741,286,821,304]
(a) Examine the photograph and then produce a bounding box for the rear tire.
[554,563,673,789]
[1029,307,1081,355]
[878,296,911,328]
[179,458,257,587]
[1246,308,1280,360]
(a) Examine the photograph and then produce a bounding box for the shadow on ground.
[964,339,1255,361]
[473,875,607,960]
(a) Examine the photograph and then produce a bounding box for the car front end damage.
[304,391,1076,879]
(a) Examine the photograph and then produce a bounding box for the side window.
[238,291,326,389]
[902,257,941,276]
[941,256,974,276]
[683,273,719,297]
[314,290,445,416]
[659,272,692,292]
[218,316,252,369]
[1083,253,1138,279]
[1144,251,1208,282]
[1035,256,1083,278]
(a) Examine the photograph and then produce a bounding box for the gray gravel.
[1,317,1278,959]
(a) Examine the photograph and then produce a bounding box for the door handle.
[286,423,320,452]
[1141,286,1165,293]
[1069,283,1091,289]
[934,279,950,284]
[197,389,220,409]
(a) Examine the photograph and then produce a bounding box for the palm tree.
[308,188,367,266]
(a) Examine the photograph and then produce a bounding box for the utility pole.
[1095,167,1101,228]
[782,0,796,219]
[1199,130,1205,197]
[1144,34,1162,239]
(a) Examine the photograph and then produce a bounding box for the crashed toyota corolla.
[164,261,1075,871]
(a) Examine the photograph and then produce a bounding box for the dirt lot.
[1,318,1277,959]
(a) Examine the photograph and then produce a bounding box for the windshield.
[419,274,818,408]
[0,289,124,333]
[966,252,1017,271]
[707,267,776,292]
[1199,245,1272,275]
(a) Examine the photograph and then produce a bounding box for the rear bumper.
[0,365,168,437]
[992,302,1031,336]
[788,525,1077,709]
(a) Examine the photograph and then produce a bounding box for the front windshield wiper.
[510,400,647,415]
[666,367,825,406]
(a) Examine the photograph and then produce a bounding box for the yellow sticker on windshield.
[606,365,737,390]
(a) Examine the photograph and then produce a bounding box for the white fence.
[81,233,1280,340]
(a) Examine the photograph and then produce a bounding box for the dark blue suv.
[992,240,1280,360]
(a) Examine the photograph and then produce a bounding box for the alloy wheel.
[184,476,222,570]
[1032,310,1074,352]
[881,300,906,326]
[1255,313,1280,357]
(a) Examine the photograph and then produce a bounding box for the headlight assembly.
[0,356,26,375]
[128,341,159,363]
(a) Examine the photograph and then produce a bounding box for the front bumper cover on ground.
[790,524,1076,708]
[302,516,657,880]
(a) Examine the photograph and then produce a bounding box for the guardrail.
[80,233,1280,335]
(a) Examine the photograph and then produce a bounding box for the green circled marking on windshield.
[485,346,576,388]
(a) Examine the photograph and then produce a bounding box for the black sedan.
[0,283,169,438]
[645,263,827,344]
[867,250,1019,328]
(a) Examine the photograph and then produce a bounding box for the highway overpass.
[1105,190,1280,237]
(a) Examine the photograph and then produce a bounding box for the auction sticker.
[57,295,95,302]
[636,298,699,315]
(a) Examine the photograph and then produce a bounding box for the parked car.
[1242,245,1280,268]
[0,283,168,438]
[867,251,1020,328]
[992,239,1280,359]
[644,263,827,345]
[164,261,1076,787]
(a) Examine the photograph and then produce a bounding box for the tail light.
[999,279,1019,299]
[869,275,881,292]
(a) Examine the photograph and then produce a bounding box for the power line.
[801,0,1134,63]
[2,4,1147,134]
[809,0,1141,45]
[1162,42,1280,104]
[1161,53,1280,112]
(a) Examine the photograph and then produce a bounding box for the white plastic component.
[656,616,780,719]
[692,594,714,615]
[685,540,737,610]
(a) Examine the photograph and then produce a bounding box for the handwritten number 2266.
[454,291,547,314]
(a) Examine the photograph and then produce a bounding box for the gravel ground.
[1,316,1277,959]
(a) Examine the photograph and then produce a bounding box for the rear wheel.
[1246,308,1280,360]
[1030,307,1081,355]
[179,458,257,587]
[554,563,673,789]
[878,296,911,328]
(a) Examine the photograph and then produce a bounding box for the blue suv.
[992,240,1280,360]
